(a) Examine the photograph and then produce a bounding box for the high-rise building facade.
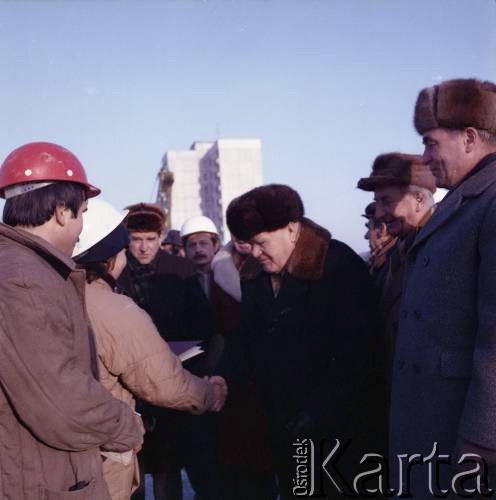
[157,138,262,241]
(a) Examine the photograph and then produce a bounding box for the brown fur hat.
[414,78,496,135]
[227,184,304,241]
[357,153,436,193]
[124,202,166,234]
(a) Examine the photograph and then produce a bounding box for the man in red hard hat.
[0,142,144,500]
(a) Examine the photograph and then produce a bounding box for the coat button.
[414,309,422,320]
[402,310,408,319]
[423,256,430,267]
[412,363,421,374]
[397,360,405,370]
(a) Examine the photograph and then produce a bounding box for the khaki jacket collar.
[0,222,75,278]
[89,277,112,291]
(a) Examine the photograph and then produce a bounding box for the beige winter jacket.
[85,278,212,500]
[0,224,143,500]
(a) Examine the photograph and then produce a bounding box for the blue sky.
[1,0,495,250]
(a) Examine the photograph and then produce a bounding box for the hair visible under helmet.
[73,198,129,264]
[3,183,87,227]
[73,199,130,284]
[0,142,100,227]
[226,184,305,242]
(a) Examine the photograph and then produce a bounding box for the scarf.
[125,251,159,309]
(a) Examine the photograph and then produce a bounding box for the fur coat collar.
[240,217,331,282]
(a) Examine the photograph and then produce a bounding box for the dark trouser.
[130,467,183,500]
[184,413,224,500]
[132,408,192,500]
[221,464,277,500]
[152,472,183,500]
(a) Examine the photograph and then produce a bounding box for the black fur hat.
[227,184,304,241]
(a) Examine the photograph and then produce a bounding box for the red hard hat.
[0,142,101,199]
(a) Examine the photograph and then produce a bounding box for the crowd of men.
[0,76,495,500]
[359,78,496,496]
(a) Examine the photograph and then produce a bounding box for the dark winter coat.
[118,249,208,341]
[390,153,496,496]
[220,218,387,472]
[117,248,213,474]
[379,210,432,368]
[211,246,273,470]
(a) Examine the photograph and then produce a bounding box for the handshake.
[204,375,228,412]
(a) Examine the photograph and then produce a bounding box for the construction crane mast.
[155,167,174,233]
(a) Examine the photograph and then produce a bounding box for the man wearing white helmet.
[180,215,226,500]
[181,215,220,300]
[0,142,143,500]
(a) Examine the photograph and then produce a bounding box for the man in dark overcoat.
[118,203,198,337]
[389,78,496,496]
[357,154,436,362]
[118,203,213,500]
[219,184,387,499]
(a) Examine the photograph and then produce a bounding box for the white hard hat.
[73,198,128,259]
[180,215,218,239]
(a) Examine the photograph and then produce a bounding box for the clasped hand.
[204,375,228,412]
